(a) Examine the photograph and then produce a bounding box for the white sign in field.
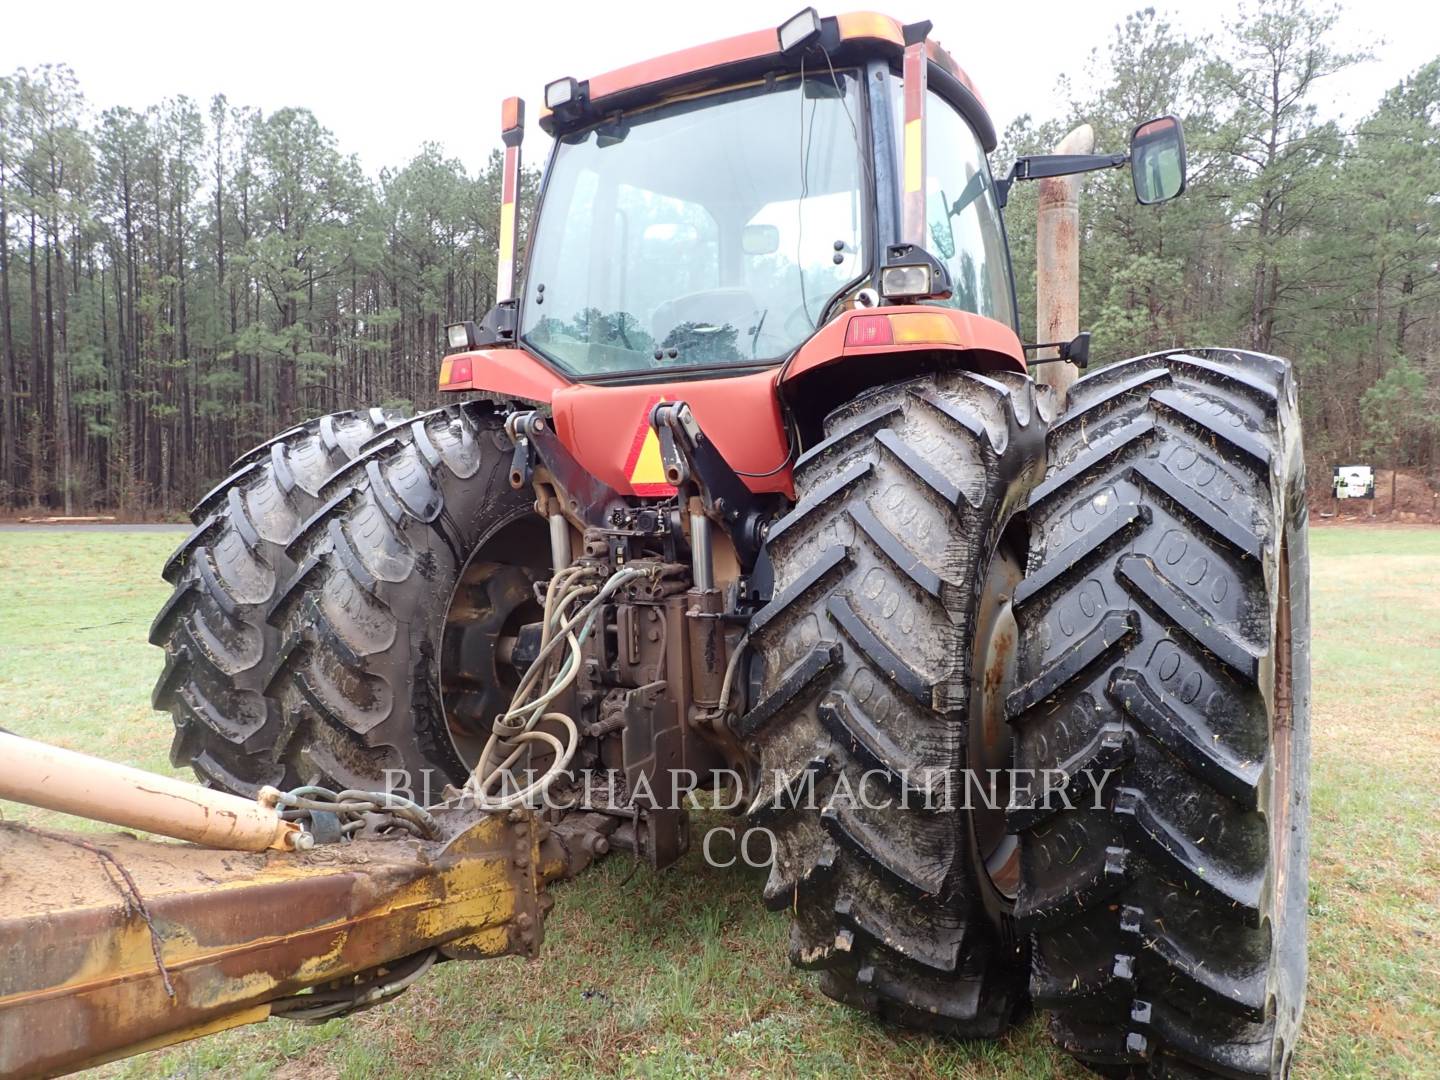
[1332,465,1375,500]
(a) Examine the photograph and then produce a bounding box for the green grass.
[0,532,184,834]
[1,525,1437,1078]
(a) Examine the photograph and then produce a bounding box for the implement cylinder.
[0,730,299,851]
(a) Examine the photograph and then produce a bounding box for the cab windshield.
[520,72,867,377]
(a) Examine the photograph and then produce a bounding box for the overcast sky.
[1,0,1430,175]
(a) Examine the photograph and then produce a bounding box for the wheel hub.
[441,561,543,765]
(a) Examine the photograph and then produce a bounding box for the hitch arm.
[651,402,773,568]
[507,410,627,528]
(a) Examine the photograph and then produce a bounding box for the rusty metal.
[1034,123,1094,408]
[969,547,1024,901]
[608,811,690,868]
[538,811,621,882]
[685,586,726,710]
[0,808,543,1078]
[0,729,300,852]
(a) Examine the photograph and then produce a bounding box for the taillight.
[845,314,894,348]
[890,312,960,345]
[842,311,963,349]
[440,357,473,387]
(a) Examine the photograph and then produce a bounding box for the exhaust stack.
[1034,123,1094,408]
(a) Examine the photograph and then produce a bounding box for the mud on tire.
[262,403,542,793]
[744,369,1047,1036]
[1008,350,1310,1078]
[152,409,409,793]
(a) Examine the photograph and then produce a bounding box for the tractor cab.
[517,13,1019,380]
[444,9,1185,413]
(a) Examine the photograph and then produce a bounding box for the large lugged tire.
[1008,350,1310,1077]
[152,409,408,793]
[263,403,543,793]
[744,369,1047,1036]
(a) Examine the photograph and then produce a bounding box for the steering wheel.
[743,304,817,360]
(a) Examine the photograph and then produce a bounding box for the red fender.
[441,306,1023,500]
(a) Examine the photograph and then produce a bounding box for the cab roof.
[538,11,996,152]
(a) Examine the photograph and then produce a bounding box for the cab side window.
[893,85,1016,327]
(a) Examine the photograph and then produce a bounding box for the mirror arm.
[996,152,1129,208]
[1023,331,1091,369]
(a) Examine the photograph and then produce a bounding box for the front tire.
[1008,349,1310,1078]
[744,369,1047,1035]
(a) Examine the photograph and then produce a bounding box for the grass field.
[2,525,1437,1078]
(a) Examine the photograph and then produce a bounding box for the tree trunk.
[43,220,55,441]
[1396,271,1414,354]
[50,189,72,515]
[27,212,41,506]
[0,167,14,505]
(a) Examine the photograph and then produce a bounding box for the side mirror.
[741,223,780,256]
[1130,116,1186,205]
[996,115,1188,208]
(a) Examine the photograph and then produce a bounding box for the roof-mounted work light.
[544,77,581,110]
[778,7,822,52]
[543,76,589,129]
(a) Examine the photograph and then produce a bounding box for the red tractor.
[153,11,1311,1077]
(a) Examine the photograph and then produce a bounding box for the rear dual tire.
[152,408,408,792]
[748,350,1309,1075]
[153,404,539,794]
[1009,349,1309,1078]
[262,403,544,793]
[745,369,1048,1035]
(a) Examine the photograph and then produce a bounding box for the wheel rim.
[969,543,1023,904]
[439,515,549,768]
